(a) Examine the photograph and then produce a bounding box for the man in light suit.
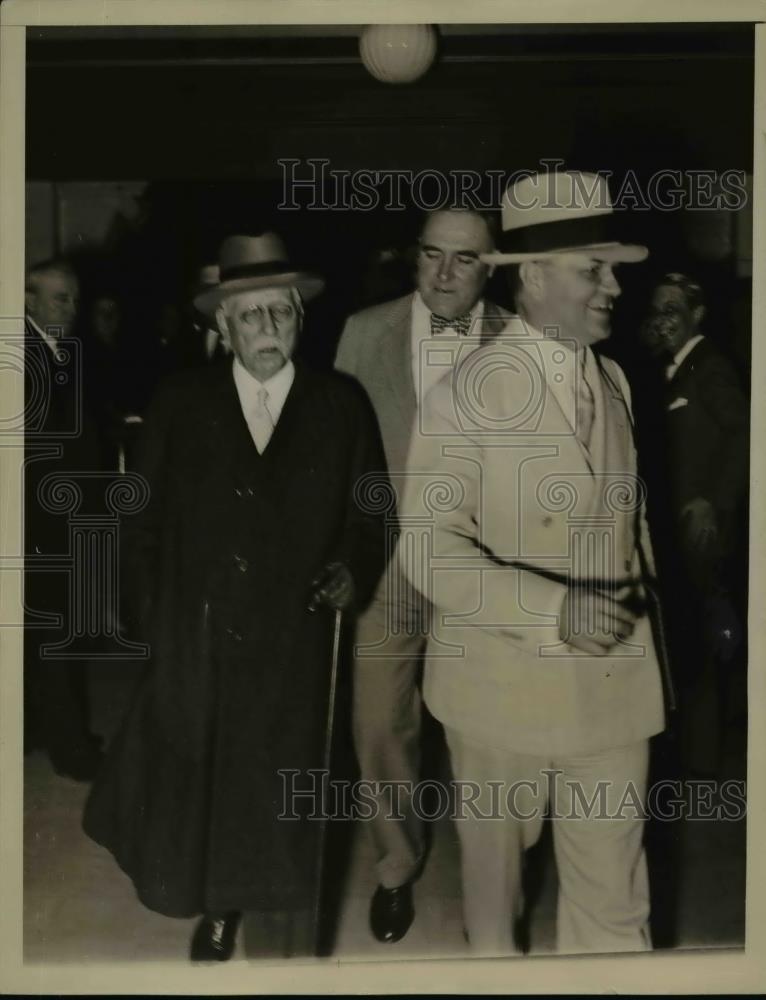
[399,172,669,955]
[335,208,511,942]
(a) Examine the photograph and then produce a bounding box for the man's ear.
[24,290,36,314]
[519,261,544,300]
[215,306,232,350]
[692,304,705,329]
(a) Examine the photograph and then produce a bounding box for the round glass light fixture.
[359,24,437,84]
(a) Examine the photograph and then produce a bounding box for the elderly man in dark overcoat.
[83,233,387,962]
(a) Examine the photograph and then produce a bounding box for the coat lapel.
[257,362,313,463]
[203,360,251,439]
[377,295,417,429]
[670,336,709,387]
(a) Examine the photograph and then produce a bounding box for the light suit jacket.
[336,293,512,610]
[398,317,667,757]
[335,293,512,479]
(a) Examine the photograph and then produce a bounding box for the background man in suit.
[83,234,386,963]
[24,259,104,781]
[335,208,510,943]
[400,173,668,955]
[641,272,749,776]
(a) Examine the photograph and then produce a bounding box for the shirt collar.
[670,333,704,370]
[412,290,484,331]
[232,356,295,412]
[26,314,60,353]
[520,319,591,390]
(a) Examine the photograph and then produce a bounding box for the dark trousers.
[24,572,94,761]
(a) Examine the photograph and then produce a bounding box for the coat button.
[225,626,243,642]
[542,516,553,527]
[233,554,249,572]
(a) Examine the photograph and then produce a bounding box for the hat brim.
[481,241,649,266]
[194,271,325,316]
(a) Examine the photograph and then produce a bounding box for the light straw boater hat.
[194,233,324,316]
[482,171,649,266]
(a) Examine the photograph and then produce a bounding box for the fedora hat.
[192,263,219,303]
[194,233,324,316]
[482,171,648,266]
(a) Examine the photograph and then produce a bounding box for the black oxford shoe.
[370,883,414,943]
[190,912,240,962]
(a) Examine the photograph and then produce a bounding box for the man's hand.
[559,586,639,656]
[308,561,355,612]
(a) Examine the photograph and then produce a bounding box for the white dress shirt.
[411,291,485,404]
[232,357,294,452]
[665,333,704,381]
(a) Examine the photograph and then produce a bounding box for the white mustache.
[252,338,286,353]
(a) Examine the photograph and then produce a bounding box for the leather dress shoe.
[190,912,240,962]
[370,883,414,943]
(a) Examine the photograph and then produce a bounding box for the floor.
[24,661,746,965]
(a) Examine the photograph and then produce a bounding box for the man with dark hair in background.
[24,258,104,781]
[335,207,510,944]
[641,272,749,777]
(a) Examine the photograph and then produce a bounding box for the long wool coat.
[83,360,387,922]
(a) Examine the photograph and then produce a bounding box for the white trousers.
[444,728,652,956]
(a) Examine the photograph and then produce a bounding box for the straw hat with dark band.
[482,171,649,266]
[194,233,325,316]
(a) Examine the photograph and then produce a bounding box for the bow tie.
[430,312,472,336]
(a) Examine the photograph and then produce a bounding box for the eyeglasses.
[235,303,296,328]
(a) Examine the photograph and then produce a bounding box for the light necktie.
[576,351,595,451]
[250,386,275,453]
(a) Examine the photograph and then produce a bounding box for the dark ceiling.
[26,23,755,181]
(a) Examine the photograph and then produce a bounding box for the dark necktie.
[430,312,472,337]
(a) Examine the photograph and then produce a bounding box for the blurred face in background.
[416,210,494,321]
[642,283,700,360]
[217,286,301,382]
[25,269,80,337]
[91,296,121,348]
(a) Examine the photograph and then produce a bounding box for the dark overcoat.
[83,360,387,921]
[662,336,749,529]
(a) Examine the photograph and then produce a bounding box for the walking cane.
[312,606,343,955]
